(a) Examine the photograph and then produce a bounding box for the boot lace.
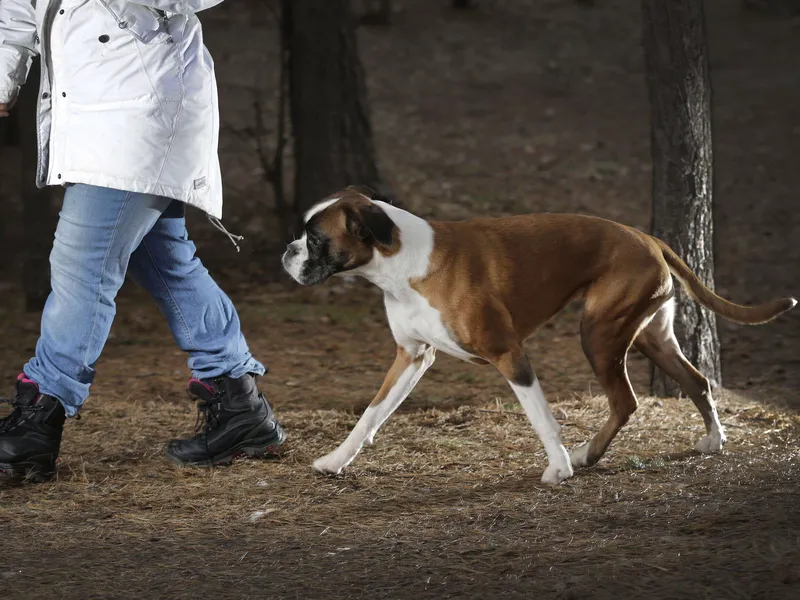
[0,397,42,433]
[191,392,224,438]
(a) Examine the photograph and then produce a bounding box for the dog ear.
[346,203,396,248]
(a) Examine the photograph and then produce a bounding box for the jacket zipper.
[152,8,169,22]
[38,0,59,185]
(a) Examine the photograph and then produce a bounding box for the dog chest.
[384,292,477,362]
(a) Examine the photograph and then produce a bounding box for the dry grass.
[1,388,798,598]
[1,1,799,597]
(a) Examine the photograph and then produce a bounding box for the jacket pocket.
[99,0,171,45]
[62,98,172,180]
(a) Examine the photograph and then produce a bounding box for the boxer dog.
[282,186,796,484]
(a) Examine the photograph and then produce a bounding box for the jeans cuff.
[192,357,267,381]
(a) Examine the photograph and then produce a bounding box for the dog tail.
[654,238,797,325]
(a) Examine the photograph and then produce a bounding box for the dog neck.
[344,201,435,298]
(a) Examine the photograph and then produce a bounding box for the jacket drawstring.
[207,215,244,252]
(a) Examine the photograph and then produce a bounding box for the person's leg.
[23,184,171,415]
[126,201,265,380]
[1,184,169,479]
[126,201,284,466]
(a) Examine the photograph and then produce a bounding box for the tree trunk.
[642,0,721,397]
[286,0,392,229]
[19,57,58,312]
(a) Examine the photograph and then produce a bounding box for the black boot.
[0,375,66,481]
[166,374,285,467]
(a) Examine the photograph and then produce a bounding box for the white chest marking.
[385,292,477,362]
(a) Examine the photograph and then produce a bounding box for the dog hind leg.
[571,275,667,468]
[634,299,726,453]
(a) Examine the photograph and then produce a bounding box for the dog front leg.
[508,379,574,484]
[313,344,436,475]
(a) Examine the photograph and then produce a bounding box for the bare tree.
[642,0,721,396]
[284,0,392,229]
[247,1,292,245]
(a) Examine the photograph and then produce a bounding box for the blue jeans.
[23,184,265,417]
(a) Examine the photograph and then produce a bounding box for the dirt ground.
[0,1,798,598]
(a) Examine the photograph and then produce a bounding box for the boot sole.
[0,455,58,483]
[166,423,287,468]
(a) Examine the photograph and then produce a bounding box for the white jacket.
[0,0,225,217]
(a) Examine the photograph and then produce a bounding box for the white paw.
[570,442,591,468]
[541,461,574,485]
[694,429,726,454]
[312,453,347,475]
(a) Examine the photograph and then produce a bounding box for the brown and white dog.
[281,186,796,484]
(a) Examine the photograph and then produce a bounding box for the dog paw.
[569,443,591,468]
[695,429,727,454]
[541,461,574,485]
[312,454,346,475]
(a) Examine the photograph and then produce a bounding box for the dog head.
[281,186,400,285]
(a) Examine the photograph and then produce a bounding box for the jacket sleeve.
[128,1,225,13]
[0,0,37,104]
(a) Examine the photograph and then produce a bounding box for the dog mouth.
[300,263,338,286]
[283,233,359,286]
[281,249,337,286]
[281,246,308,285]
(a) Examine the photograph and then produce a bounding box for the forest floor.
[0,1,798,598]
